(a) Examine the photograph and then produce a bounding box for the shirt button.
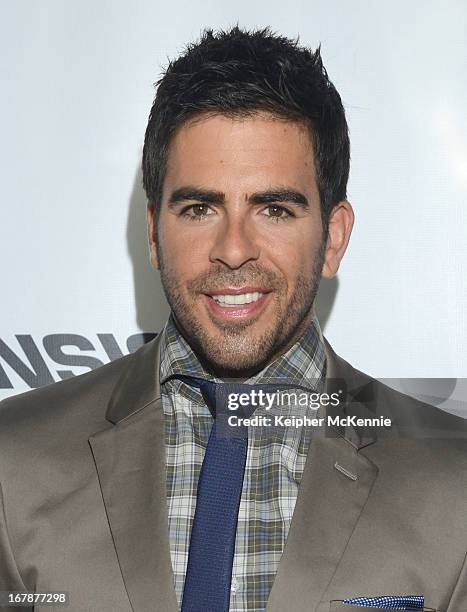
[231,577,240,593]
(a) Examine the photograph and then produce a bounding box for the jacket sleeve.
[0,481,32,612]
[447,550,467,612]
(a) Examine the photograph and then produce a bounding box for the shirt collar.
[160,312,326,391]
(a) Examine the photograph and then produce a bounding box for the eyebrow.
[168,187,225,205]
[250,189,309,209]
[168,186,309,209]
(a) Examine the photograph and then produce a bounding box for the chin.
[193,328,279,377]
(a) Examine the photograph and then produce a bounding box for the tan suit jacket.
[1,335,467,612]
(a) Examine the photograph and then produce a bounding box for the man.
[1,27,466,612]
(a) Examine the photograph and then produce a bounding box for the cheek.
[259,224,321,280]
[159,218,212,278]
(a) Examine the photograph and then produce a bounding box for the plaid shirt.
[160,314,326,612]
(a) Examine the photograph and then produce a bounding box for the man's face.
[148,113,347,376]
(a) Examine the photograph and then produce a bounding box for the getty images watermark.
[222,385,392,430]
[209,378,467,440]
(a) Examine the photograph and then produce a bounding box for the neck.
[172,307,317,381]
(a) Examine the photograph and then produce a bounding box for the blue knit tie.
[179,377,254,612]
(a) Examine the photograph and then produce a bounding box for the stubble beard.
[157,243,325,377]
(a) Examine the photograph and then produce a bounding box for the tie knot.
[171,375,320,441]
[174,376,261,419]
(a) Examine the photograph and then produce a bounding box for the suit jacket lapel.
[89,335,178,612]
[266,339,379,612]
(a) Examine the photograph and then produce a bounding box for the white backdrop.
[1,0,466,400]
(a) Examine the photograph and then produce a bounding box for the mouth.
[203,287,272,319]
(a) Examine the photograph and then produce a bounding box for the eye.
[181,204,214,220]
[262,204,294,221]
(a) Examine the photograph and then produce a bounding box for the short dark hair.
[142,26,350,231]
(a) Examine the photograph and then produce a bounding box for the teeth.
[213,292,263,306]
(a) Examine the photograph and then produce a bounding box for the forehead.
[163,112,316,194]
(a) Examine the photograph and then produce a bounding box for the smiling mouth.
[211,291,265,306]
[203,288,272,319]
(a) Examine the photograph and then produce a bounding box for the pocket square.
[342,595,424,610]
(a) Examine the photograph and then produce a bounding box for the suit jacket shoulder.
[324,338,467,441]
[0,351,133,461]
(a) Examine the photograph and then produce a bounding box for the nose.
[209,213,260,269]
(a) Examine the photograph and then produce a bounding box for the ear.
[146,202,160,270]
[321,200,354,279]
